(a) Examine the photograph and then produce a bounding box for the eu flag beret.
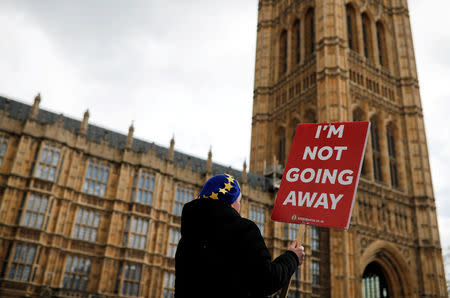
[197,174,241,205]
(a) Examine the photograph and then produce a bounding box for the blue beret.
[197,174,241,205]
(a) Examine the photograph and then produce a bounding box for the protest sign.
[271,121,369,229]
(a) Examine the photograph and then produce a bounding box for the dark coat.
[175,198,299,298]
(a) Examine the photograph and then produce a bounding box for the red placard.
[271,122,370,229]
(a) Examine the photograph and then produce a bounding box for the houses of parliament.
[0,0,447,297]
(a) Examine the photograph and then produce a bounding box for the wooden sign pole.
[279,224,308,298]
[279,277,292,298]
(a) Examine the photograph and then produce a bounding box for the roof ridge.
[0,96,269,189]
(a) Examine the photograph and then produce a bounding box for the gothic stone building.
[0,0,448,298]
[0,95,277,297]
[250,0,447,297]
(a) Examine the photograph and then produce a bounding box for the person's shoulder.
[234,217,267,252]
[237,217,261,234]
[181,198,240,223]
[181,198,213,216]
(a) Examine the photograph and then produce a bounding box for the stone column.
[250,0,276,174]
[364,110,374,180]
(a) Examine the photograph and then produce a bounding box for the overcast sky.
[0,0,448,267]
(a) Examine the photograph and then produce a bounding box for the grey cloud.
[1,0,256,90]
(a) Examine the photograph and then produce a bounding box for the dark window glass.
[0,136,8,166]
[386,125,398,188]
[280,30,288,75]
[376,22,388,67]
[346,5,358,51]
[305,8,315,57]
[278,135,286,165]
[293,20,301,64]
[8,244,36,281]
[371,119,382,181]
[362,14,373,60]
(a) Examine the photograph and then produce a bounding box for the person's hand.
[288,240,305,266]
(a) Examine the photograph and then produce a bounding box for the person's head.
[197,174,242,213]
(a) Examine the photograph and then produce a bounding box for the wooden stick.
[279,276,292,298]
[279,224,308,298]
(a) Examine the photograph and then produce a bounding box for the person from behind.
[175,174,305,298]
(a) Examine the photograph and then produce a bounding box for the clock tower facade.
[250,0,448,296]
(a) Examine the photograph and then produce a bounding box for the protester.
[175,174,305,298]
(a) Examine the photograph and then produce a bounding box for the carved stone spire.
[29,93,41,120]
[206,146,212,173]
[168,135,175,161]
[80,109,89,135]
[56,113,64,127]
[125,122,134,150]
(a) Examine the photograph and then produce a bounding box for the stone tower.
[250,0,447,296]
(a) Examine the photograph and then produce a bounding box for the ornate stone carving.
[360,236,374,252]
[402,247,411,261]
[39,285,53,298]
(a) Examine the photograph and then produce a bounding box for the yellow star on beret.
[225,174,235,183]
[223,182,233,191]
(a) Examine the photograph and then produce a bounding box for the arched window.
[376,21,388,68]
[280,30,288,76]
[370,117,382,181]
[305,8,315,58]
[346,4,359,52]
[277,127,286,165]
[291,118,300,139]
[386,123,398,188]
[362,262,389,297]
[304,109,317,124]
[353,108,367,175]
[362,13,373,61]
[292,19,301,65]
[353,107,364,122]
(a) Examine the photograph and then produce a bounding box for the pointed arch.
[346,4,359,52]
[376,21,389,68]
[279,29,288,77]
[353,107,367,175]
[361,241,416,297]
[362,13,374,61]
[292,19,301,65]
[303,108,317,124]
[370,115,382,182]
[352,106,365,122]
[276,126,286,165]
[288,116,300,154]
[386,122,398,188]
[290,115,300,139]
[304,8,315,58]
